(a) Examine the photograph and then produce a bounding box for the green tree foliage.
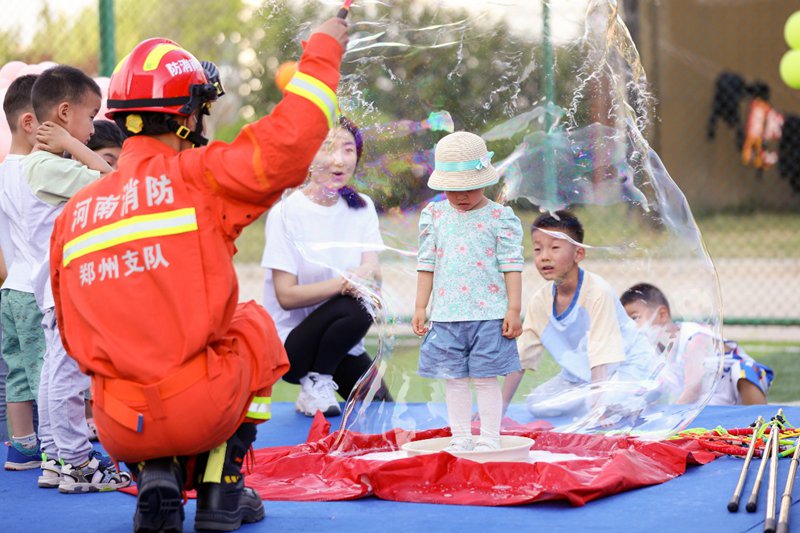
[2,0,582,210]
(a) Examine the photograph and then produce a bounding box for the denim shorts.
[418,320,521,379]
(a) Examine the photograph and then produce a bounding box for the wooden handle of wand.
[776,436,800,533]
[728,417,764,512]
[748,426,776,513]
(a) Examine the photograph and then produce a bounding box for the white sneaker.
[295,372,341,417]
[473,436,501,451]
[444,436,473,452]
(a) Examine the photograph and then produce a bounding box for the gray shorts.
[418,320,521,379]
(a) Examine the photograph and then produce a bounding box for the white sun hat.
[427,131,498,191]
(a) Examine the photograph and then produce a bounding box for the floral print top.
[417,199,524,322]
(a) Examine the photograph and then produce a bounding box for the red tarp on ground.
[242,413,717,506]
[121,414,716,505]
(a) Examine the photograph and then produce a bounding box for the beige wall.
[636,0,800,211]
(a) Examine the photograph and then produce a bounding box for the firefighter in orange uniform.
[49,18,348,533]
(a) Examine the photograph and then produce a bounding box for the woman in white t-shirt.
[262,116,388,417]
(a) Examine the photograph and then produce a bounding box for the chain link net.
[1,0,798,324]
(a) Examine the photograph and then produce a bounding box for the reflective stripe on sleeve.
[63,208,198,266]
[284,72,339,129]
[246,396,272,420]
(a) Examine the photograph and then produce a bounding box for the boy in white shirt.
[0,74,45,470]
[621,282,772,405]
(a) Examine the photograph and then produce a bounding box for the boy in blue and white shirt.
[502,211,656,418]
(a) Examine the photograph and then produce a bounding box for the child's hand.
[313,17,349,49]
[502,310,522,339]
[36,121,73,154]
[411,308,428,336]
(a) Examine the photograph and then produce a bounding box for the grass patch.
[270,337,800,404]
[236,208,800,266]
[739,341,800,404]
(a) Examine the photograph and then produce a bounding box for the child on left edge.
[412,131,524,452]
[24,65,130,493]
[0,74,46,470]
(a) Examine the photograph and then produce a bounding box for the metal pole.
[542,0,557,207]
[99,0,116,77]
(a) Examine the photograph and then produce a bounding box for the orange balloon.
[274,61,298,92]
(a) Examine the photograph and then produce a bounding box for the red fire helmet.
[106,38,220,119]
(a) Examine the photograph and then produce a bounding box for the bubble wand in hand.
[337,0,353,19]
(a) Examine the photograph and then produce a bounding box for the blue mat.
[1,404,799,533]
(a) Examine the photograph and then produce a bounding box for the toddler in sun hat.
[412,131,524,452]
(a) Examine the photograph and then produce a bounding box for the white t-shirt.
[0,154,35,293]
[23,151,100,310]
[0,155,22,291]
[261,190,383,355]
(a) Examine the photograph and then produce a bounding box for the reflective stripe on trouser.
[284,72,339,129]
[246,397,271,420]
[91,302,289,462]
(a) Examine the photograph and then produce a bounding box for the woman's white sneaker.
[295,372,341,417]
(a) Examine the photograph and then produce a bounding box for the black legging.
[283,295,376,399]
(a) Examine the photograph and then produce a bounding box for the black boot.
[133,457,185,533]
[194,423,265,531]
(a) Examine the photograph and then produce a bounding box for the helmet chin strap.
[166,111,209,147]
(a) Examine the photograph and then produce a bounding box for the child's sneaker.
[473,436,501,451]
[58,450,132,494]
[4,442,41,470]
[444,436,473,452]
[38,453,63,489]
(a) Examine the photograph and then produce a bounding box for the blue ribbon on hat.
[435,151,494,172]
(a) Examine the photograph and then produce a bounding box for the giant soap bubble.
[259,0,723,455]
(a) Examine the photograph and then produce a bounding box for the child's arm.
[497,207,524,338]
[413,204,436,336]
[676,333,715,404]
[502,271,522,338]
[36,122,112,174]
[412,271,433,336]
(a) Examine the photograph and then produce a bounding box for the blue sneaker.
[4,441,41,470]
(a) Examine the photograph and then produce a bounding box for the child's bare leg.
[737,380,767,405]
[7,401,35,440]
[473,377,502,449]
[445,378,472,448]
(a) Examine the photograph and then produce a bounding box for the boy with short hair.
[24,65,129,492]
[502,210,656,418]
[621,282,772,405]
[0,74,46,470]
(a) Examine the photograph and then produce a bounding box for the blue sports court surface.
[1,404,799,533]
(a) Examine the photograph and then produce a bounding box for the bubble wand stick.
[728,416,764,512]
[764,410,783,533]
[747,415,780,512]
[337,0,353,19]
[776,434,800,533]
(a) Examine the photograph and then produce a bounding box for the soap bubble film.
[257,0,723,453]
